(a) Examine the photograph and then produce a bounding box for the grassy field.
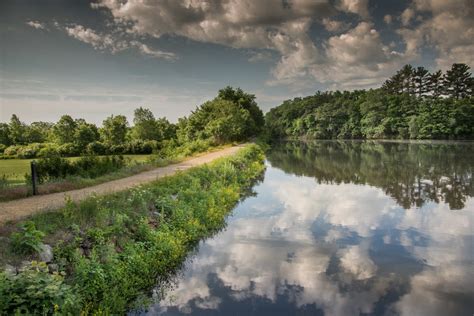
[0,155,151,184]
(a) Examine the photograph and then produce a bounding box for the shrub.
[35,155,75,183]
[58,143,80,157]
[86,141,106,155]
[37,143,60,157]
[74,155,126,178]
[0,144,6,154]
[35,154,126,182]
[0,262,77,315]
[125,140,159,154]
[3,145,21,157]
[17,143,43,159]
[10,221,45,255]
[108,144,126,155]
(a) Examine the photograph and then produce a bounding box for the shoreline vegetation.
[265,63,473,141]
[0,144,265,314]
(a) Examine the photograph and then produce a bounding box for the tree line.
[382,63,473,99]
[265,63,474,140]
[0,87,264,158]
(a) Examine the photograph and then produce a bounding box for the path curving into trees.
[0,144,247,225]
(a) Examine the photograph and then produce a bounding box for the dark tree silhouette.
[401,65,415,95]
[428,70,443,98]
[443,63,473,99]
[414,66,429,97]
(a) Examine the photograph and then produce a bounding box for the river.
[145,141,474,316]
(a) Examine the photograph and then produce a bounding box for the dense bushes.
[35,155,126,183]
[1,140,161,159]
[0,145,265,314]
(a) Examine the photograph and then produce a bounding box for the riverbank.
[0,144,245,225]
[0,144,265,314]
[0,143,234,202]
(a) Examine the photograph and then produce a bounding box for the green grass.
[0,155,151,184]
[0,144,265,315]
[0,142,235,202]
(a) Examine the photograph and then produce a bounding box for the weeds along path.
[0,144,247,225]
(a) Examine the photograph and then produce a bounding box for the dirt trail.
[0,145,246,225]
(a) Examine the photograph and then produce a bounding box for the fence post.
[31,160,38,195]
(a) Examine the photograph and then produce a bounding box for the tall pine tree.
[443,63,473,99]
[428,70,443,98]
[414,66,429,97]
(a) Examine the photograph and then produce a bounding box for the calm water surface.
[147,141,474,316]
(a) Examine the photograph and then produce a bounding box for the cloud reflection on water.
[149,145,473,316]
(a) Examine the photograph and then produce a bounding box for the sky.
[1,0,473,125]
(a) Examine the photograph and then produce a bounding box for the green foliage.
[74,122,100,148]
[382,63,473,99]
[10,221,45,255]
[266,89,474,140]
[35,154,126,183]
[0,261,76,315]
[218,86,264,135]
[444,63,474,99]
[131,107,175,142]
[8,114,27,145]
[1,87,261,160]
[0,123,11,146]
[1,144,265,314]
[86,141,107,155]
[52,115,78,145]
[178,87,263,145]
[101,115,128,145]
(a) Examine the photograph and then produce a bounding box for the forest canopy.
[265,63,474,140]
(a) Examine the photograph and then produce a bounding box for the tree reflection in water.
[266,140,474,210]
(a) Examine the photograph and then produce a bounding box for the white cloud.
[336,0,370,19]
[64,24,176,59]
[91,0,333,49]
[397,0,474,69]
[322,18,351,32]
[130,41,177,60]
[26,21,46,30]
[327,22,387,66]
[89,0,470,91]
[339,244,377,280]
[392,199,474,316]
[308,22,408,89]
[65,25,111,50]
[400,8,415,26]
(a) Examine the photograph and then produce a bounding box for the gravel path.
[0,145,246,225]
